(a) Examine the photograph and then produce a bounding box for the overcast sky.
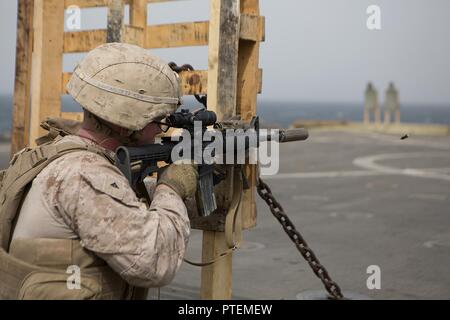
[0,0,449,105]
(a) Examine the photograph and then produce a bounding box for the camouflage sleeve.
[51,151,190,288]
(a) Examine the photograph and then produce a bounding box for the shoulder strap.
[0,140,112,250]
[35,117,83,146]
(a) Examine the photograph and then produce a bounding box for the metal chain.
[257,177,345,300]
[168,62,207,108]
[169,61,343,299]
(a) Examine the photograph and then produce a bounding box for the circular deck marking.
[329,211,374,219]
[423,233,450,249]
[263,152,450,182]
[409,193,448,201]
[263,170,384,179]
[353,152,450,182]
[292,194,329,202]
[239,241,266,251]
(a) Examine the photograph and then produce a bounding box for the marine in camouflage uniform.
[0,43,197,299]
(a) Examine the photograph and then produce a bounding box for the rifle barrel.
[278,128,309,142]
[258,128,309,143]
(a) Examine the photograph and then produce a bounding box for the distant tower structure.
[364,82,380,125]
[384,82,400,124]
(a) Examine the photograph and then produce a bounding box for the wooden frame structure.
[11,0,264,300]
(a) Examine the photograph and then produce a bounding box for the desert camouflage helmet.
[67,43,181,131]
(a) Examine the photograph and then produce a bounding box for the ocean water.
[258,101,450,128]
[0,95,449,136]
[0,96,12,138]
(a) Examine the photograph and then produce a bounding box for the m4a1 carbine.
[115,108,308,217]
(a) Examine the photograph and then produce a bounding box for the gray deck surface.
[2,130,449,299]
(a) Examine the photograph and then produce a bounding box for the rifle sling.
[183,167,243,267]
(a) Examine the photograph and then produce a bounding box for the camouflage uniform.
[0,43,193,298]
[12,134,190,288]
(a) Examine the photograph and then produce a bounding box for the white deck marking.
[409,193,448,201]
[264,152,450,182]
[353,152,450,182]
[263,170,385,179]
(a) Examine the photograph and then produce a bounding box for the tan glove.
[157,162,198,199]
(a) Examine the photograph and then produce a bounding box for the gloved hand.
[157,162,198,199]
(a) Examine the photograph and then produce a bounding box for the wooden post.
[206,0,240,120]
[130,0,147,35]
[107,0,124,43]
[11,0,34,155]
[237,0,261,229]
[29,0,65,145]
[127,0,147,48]
[201,0,240,300]
[201,231,231,299]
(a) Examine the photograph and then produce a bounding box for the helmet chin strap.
[80,111,139,150]
[92,114,135,140]
[96,136,120,148]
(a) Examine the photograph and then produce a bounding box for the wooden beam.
[29,0,65,146]
[201,0,240,301]
[64,0,181,8]
[130,0,147,28]
[122,25,145,45]
[145,21,209,49]
[237,0,262,229]
[257,68,263,94]
[63,69,259,96]
[240,14,264,42]
[240,0,258,14]
[63,16,263,53]
[201,231,233,299]
[62,70,218,96]
[60,112,84,121]
[61,72,72,94]
[106,0,124,43]
[179,70,208,95]
[63,22,208,52]
[130,0,147,47]
[11,0,34,155]
[145,15,263,49]
[64,29,106,53]
[65,0,113,8]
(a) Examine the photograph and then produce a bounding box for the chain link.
[257,177,345,300]
[167,60,343,299]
